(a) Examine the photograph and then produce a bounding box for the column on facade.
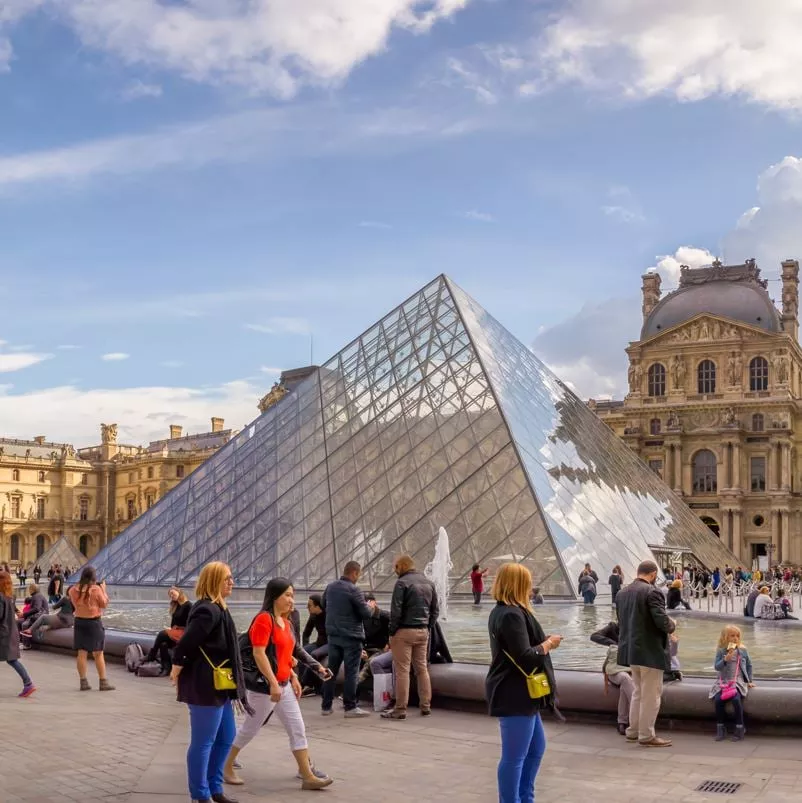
[767,443,775,491]
[673,443,682,494]
[720,509,732,552]
[732,442,741,488]
[781,510,790,564]
[770,510,780,565]
[731,511,742,561]
[782,443,791,491]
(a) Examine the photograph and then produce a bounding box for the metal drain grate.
[695,780,743,795]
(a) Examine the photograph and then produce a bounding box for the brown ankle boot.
[99,678,116,691]
[80,678,91,691]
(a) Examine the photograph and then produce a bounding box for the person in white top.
[752,587,774,619]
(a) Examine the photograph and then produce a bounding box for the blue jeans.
[498,714,546,803]
[7,660,32,687]
[187,702,235,800]
[582,590,596,604]
[321,638,361,712]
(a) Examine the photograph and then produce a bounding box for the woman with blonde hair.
[486,563,562,803]
[145,586,192,673]
[709,625,754,741]
[171,563,253,803]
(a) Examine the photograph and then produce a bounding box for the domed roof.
[642,262,782,339]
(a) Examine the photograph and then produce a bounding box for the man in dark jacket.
[321,561,376,718]
[616,559,675,747]
[381,554,439,720]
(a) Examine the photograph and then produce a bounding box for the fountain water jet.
[425,526,453,622]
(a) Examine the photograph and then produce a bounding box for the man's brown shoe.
[638,737,672,747]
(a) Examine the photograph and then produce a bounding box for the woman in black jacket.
[170,563,252,803]
[487,563,562,803]
[146,587,192,671]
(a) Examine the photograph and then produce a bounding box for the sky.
[2,0,802,446]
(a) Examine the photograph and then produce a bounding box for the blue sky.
[1,0,802,445]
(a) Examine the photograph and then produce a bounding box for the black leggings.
[147,630,177,668]
[714,693,744,726]
[473,591,482,604]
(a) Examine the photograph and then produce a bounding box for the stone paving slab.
[0,651,798,802]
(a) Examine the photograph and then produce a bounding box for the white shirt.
[753,593,773,619]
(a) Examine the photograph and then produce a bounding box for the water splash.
[425,526,453,622]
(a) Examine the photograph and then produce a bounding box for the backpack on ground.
[136,660,164,678]
[125,642,145,673]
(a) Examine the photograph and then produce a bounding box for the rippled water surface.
[102,601,802,678]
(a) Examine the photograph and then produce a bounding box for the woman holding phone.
[223,577,334,791]
[486,563,562,803]
[68,566,114,691]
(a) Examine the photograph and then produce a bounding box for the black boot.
[714,724,726,742]
[212,794,239,803]
[732,725,745,742]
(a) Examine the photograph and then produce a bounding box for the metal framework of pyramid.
[87,276,736,598]
[30,536,86,572]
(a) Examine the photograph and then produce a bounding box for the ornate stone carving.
[726,352,742,386]
[772,350,790,385]
[258,381,289,413]
[101,423,118,444]
[666,410,681,430]
[688,409,721,430]
[669,355,686,390]
[723,407,738,427]
[668,319,741,343]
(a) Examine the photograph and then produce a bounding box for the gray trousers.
[626,665,664,741]
[609,671,634,725]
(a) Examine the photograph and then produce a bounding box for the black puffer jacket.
[389,571,439,635]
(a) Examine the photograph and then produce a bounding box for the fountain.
[424,526,453,622]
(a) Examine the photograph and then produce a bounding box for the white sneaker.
[344,707,370,718]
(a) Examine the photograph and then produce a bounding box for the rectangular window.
[81,472,88,485]
[147,466,154,479]
[750,457,766,492]
[36,497,45,520]
[79,497,89,521]
[11,497,21,518]
[176,464,185,479]
[648,459,663,477]
[127,498,136,520]
[146,493,155,509]
[128,472,134,484]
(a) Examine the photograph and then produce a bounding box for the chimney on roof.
[211,417,224,433]
[33,436,46,445]
[169,425,183,440]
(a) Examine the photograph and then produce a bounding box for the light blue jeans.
[187,702,235,800]
[498,714,546,803]
[7,660,32,687]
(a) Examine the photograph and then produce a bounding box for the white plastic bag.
[373,672,394,712]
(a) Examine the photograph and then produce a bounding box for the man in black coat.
[616,559,675,747]
[321,560,376,718]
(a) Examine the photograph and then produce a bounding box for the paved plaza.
[1,651,801,803]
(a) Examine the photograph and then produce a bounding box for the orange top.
[68,584,109,619]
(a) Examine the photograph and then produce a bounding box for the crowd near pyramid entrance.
[86,276,736,598]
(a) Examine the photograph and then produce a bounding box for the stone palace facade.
[595,258,802,568]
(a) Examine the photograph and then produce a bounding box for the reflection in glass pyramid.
[88,276,736,598]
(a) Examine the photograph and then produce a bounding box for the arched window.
[79,534,89,556]
[698,360,716,394]
[752,413,764,432]
[12,469,19,482]
[749,356,769,391]
[649,418,661,435]
[36,534,46,558]
[10,533,19,562]
[647,364,666,397]
[692,449,718,494]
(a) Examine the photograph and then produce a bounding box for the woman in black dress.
[609,566,624,604]
[487,563,562,803]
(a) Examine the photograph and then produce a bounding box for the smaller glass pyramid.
[87,276,736,597]
[31,536,85,572]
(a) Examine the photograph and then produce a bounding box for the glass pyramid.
[88,276,736,598]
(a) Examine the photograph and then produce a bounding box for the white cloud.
[2,0,467,96]
[101,352,130,361]
[120,79,163,101]
[260,366,283,375]
[447,57,498,104]
[244,317,310,336]
[538,0,802,111]
[649,246,716,286]
[56,344,81,350]
[601,185,645,224]
[0,351,52,373]
[358,220,392,229]
[0,380,260,446]
[461,209,495,223]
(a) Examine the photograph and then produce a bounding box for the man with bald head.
[616,559,676,747]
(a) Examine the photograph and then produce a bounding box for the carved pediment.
[642,315,774,346]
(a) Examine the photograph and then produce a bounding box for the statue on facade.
[670,355,686,390]
[24,448,31,461]
[773,350,790,385]
[723,407,737,426]
[727,352,739,386]
[783,285,798,317]
[699,319,710,340]
[101,423,118,444]
[586,398,597,411]
[711,320,721,340]
[257,382,288,413]
[666,410,681,430]
[633,361,643,389]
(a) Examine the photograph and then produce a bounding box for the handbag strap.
[199,647,229,671]
[502,649,536,679]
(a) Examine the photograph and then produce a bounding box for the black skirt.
[74,617,105,652]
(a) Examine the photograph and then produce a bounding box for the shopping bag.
[373,672,394,712]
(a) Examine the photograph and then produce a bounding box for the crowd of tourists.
[0,553,778,803]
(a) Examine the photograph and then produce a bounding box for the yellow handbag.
[199,648,237,691]
[503,650,551,700]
